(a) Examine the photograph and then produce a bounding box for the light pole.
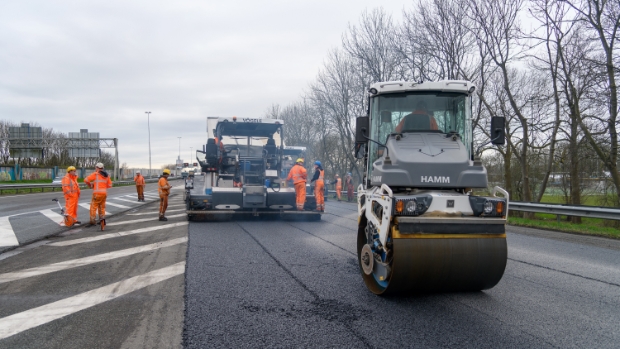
[190,147,193,164]
[177,137,181,176]
[145,112,151,177]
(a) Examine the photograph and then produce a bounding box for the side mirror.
[490,116,505,145]
[355,116,369,144]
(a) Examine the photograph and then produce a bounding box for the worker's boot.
[159,216,168,221]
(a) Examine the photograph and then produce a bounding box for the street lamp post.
[190,147,193,164]
[177,137,181,176]
[145,111,152,178]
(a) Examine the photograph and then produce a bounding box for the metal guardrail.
[509,201,620,221]
[0,177,177,195]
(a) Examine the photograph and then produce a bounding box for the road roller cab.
[355,80,508,295]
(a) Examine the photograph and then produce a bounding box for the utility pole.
[190,147,193,164]
[145,111,151,178]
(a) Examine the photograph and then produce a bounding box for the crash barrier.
[323,190,620,221]
[509,201,620,221]
[0,178,179,195]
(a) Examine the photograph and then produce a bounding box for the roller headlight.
[405,200,417,213]
[483,201,494,214]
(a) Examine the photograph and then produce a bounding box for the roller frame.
[357,185,508,295]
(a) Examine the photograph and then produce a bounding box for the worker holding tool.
[345,173,354,202]
[331,174,342,201]
[158,169,172,221]
[286,158,307,211]
[310,161,325,212]
[61,166,81,226]
[134,170,145,201]
[84,162,112,228]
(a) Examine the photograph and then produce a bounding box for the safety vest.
[85,172,112,194]
[287,164,307,185]
[61,174,80,196]
[158,177,171,195]
[134,175,145,185]
[336,178,342,188]
[316,169,324,185]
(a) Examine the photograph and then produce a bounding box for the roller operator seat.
[394,111,439,133]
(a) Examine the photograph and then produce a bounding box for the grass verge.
[509,213,620,239]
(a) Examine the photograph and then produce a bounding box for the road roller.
[354,80,508,295]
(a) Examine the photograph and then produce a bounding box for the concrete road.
[0,179,181,253]
[1,193,619,348]
[0,188,187,349]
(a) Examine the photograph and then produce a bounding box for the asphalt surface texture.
[184,199,620,349]
[1,190,619,348]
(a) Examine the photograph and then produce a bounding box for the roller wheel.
[357,217,507,295]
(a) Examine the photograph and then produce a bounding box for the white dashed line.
[0,261,185,340]
[48,222,189,247]
[105,213,186,226]
[0,237,187,284]
[105,201,131,209]
[126,209,185,215]
[39,209,65,226]
[0,216,19,247]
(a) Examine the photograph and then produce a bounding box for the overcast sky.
[0,0,413,169]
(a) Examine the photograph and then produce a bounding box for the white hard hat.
[136,170,140,174]
[95,162,104,168]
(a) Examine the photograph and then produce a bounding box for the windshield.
[368,91,472,169]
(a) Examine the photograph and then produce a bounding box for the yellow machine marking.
[391,225,506,239]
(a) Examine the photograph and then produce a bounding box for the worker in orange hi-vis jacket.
[61,166,81,226]
[310,160,325,212]
[134,170,146,201]
[286,158,308,211]
[331,174,342,201]
[158,169,172,221]
[84,163,112,227]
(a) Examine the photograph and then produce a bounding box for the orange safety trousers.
[314,182,324,211]
[294,182,306,210]
[336,185,342,200]
[136,185,144,200]
[159,194,169,217]
[64,194,79,227]
[90,193,107,223]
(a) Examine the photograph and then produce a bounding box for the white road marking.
[39,209,65,226]
[0,216,19,247]
[48,222,189,247]
[0,237,187,284]
[79,202,118,214]
[127,209,185,215]
[105,213,186,226]
[0,261,185,340]
[105,201,131,209]
[0,240,51,261]
[111,197,140,204]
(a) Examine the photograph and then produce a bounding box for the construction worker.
[331,174,342,201]
[345,173,354,202]
[84,162,112,227]
[310,161,325,212]
[286,158,307,211]
[61,166,81,226]
[158,169,172,221]
[134,170,145,201]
